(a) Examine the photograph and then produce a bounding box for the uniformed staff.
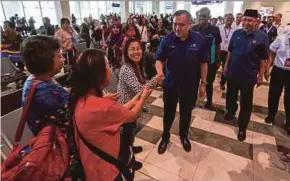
[192,7,222,109]
[274,13,286,36]
[223,9,268,141]
[259,16,278,44]
[264,26,290,135]
[219,13,236,90]
[155,10,208,154]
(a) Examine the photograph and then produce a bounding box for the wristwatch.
[200,81,207,86]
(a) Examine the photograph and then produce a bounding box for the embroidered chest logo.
[190,44,197,48]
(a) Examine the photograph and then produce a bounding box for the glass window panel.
[233,1,243,16]
[98,1,107,16]
[22,1,42,28]
[160,1,174,15]
[0,2,6,26]
[40,1,57,26]
[89,1,99,20]
[177,1,184,10]
[80,1,90,20]
[2,1,24,21]
[129,1,134,13]
[107,1,113,14]
[69,1,81,25]
[106,1,121,15]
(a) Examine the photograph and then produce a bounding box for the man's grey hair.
[173,10,192,21]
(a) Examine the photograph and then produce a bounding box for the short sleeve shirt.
[22,75,71,135]
[270,33,290,71]
[192,25,222,64]
[227,29,269,84]
[259,24,278,44]
[219,25,236,51]
[74,95,130,181]
[155,31,208,89]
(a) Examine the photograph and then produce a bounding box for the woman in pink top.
[55,18,77,67]
[70,49,152,181]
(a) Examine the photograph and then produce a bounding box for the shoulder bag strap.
[13,80,41,147]
[74,118,133,181]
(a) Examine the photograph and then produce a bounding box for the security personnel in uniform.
[155,10,208,154]
[192,7,222,109]
[264,26,290,135]
[223,9,268,141]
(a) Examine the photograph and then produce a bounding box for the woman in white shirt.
[264,26,290,136]
[137,17,148,50]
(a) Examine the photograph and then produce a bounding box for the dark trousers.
[206,63,218,104]
[226,79,255,131]
[220,50,228,86]
[162,85,199,140]
[268,66,290,126]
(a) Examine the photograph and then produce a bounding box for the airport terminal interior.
[1,0,290,181]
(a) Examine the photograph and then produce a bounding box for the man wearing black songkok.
[223,9,269,141]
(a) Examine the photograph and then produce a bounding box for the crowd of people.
[1,7,290,181]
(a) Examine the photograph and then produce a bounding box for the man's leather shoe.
[133,146,143,154]
[237,130,246,141]
[158,139,169,154]
[285,125,290,135]
[133,161,143,171]
[204,102,213,110]
[265,116,275,124]
[224,112,234,121]
[180,137,191,152]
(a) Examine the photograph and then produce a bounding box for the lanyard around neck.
[224,27,232,39]
[266,25,273,34]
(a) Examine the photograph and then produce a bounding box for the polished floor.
[132,73,290,181]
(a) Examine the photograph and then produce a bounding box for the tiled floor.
[133,75,290,181]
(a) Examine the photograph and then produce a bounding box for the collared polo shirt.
[155,31,208,89]
[227,29,269,85]
[270,32,290,71]
[192,24,222,64]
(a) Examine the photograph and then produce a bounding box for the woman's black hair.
[69,49,108,109]
[61,18,70,26]
[20,35,60,75]
[123,38,146,84]
[4,21,15,29]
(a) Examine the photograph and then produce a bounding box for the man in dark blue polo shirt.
[155,10,208,154]
[223,9,268,141]
[259,16,278,44]
[192,7,222,109]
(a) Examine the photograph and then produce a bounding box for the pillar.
[60,1,70,19]
[121,0,129,23]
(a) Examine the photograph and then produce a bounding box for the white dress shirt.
[232,22,243,30]
[219,25,236,51]
[138,25,148,42]
[274,22,286,36]
[270,32,290,71]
